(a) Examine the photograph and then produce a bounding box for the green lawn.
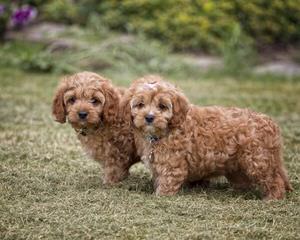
[1,68,299,239]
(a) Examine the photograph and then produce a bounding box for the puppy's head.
[52,72,119,129]
[121,76,189,137]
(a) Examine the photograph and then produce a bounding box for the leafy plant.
[0,2,11,39]
[221,24,257,76]
[99,0,300,51]
[0,41,75,73]
[42,0,78,24]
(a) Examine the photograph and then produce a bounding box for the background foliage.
[40,0,300,52]
[1,0,299,52]
[0,0,298,75]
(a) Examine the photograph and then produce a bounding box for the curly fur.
[52,72,139,184]
[122,75,292,200]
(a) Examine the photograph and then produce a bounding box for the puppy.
[121,75,292,200]
[52,72,139,184]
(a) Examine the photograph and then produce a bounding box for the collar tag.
[75,123,102,137]
[78,128,87,136]
[80,129,87,136]
[146,135,159,143]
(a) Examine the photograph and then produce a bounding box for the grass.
[0,66,300,240]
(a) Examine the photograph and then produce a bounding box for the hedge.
[6,0,300,52]
[96,0,300,51]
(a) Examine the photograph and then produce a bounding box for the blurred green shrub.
[42,0,78,24]
[0,27,200,76]
[41,0,300,52]
[0,1,11,40]
[21,0,51,6]
[98,0,236,52]
[42,0,100,25]
[234,0,300,46]
[98,0,300,51]
[0,41,75,73]
[221,24,257,76]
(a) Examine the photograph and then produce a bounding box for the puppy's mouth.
[67,117,101,129]
[79,118,88,124]
[140,124,168,138]
[145,125,155,132]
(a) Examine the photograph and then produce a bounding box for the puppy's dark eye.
[159,103,168,111]
[136,102,145,109]
[68,97,76,104]
[90,98,100,105]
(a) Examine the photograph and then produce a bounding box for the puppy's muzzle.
[78,111,88,120]
[145,114,155,124]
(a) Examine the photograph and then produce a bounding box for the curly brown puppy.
[52,72,139,184]
[121,75,292,200]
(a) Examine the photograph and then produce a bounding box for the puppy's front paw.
[102,178,119,186]
[155,187,178,196]
[154,175,184,196]
[102,170,129,186]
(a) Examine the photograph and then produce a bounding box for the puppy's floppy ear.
[101,81,120,124]
[52,79,68,123]
[119,89,134,125]
[169,90,189,129]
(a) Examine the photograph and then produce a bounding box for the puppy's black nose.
[78,111,88,119]
[145,114,155,123]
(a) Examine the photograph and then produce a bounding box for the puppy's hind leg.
[239,152,287,200]
[261,151,292,200]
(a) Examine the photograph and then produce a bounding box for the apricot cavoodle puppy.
[52,72,139,184]
[121,75,292,200]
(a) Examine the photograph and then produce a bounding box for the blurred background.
[0,0,299,77]
[1,1,300,239]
